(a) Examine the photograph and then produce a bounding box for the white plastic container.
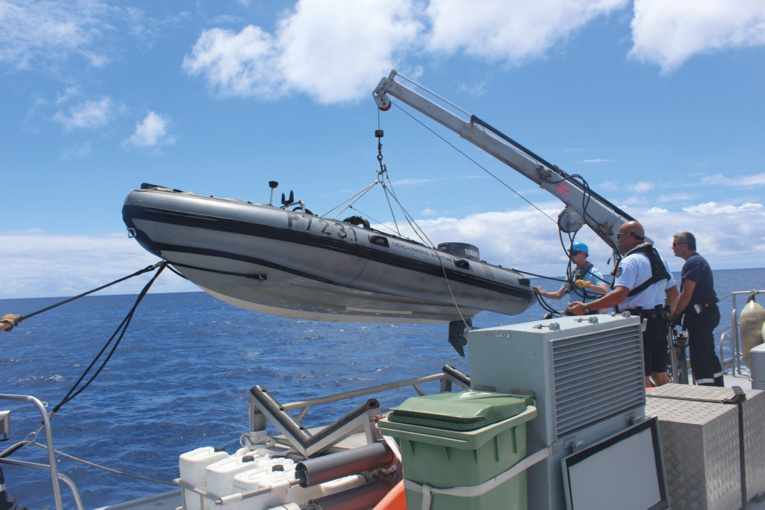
[227,458,297,510]
[229,459,367,510]
[206,454,273,502]
[179,447,229,510]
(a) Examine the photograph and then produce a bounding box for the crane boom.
[372,70,638,257]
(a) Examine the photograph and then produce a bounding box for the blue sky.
[2,0,764,300]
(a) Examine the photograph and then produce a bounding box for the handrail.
[0,393,66,510]
[0,457,84,509]
[720,332,736,374]
[281,373,447,414]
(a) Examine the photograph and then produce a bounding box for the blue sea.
[1,268,763,509]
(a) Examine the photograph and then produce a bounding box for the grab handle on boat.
[369,235,390,248]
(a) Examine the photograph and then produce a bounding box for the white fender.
[741,292,765,367]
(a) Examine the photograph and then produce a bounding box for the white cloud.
[62,141,93,159]
[183,0,633,103]
[183,0,422,103]
[0,230,195,299]
[0,0,115,70]
[182,0,765,105]
[630,0,765,72]
[426,0,627,64]
[277,0,422,103]
[126,111,175,148]
[598,179,656,194]
[52,96,114,131]
[682,201,763,215]
[700,173,765,188]
[182,25,284,99]
[657,192,696,203]
[631,181,655,193]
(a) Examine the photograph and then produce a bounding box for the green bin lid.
[387,390,532,431]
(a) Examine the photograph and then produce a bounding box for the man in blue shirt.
[670,232,723,386]
[535,242,608,308]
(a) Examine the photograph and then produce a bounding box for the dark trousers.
[685,304,724,386]
[642,314,668,376]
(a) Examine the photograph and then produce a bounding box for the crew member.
[670,232,723,386]
[567,221,678,387]
[534,242,608,309]
[1,313,28,510]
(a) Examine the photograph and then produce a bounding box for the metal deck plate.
[649,384,765,503]
[646,397,741,510]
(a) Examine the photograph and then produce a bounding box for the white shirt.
[615,250,676,310]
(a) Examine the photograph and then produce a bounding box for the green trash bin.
[379,390,536,510]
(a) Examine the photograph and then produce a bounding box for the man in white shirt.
[568,221,678,387]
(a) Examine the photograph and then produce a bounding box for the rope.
[1,262,168,461]
[12,262,166,324]
[50,262,167,416]
[321,180,380,219]
[30,442,176,487]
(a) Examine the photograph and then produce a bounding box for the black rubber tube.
[296,441,394,487]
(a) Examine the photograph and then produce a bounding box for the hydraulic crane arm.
[373,70,637,256]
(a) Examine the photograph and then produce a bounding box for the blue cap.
[571,242,588,255]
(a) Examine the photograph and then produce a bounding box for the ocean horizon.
[1,267,764,508]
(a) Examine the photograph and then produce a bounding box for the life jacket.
[622,243,670,297]
[565,262,599,302]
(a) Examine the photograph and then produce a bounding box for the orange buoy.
[373,481,406,510]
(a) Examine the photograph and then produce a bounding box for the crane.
[372,70,639,267]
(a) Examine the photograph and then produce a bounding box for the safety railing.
[248,365,471,442]
[0,393,84,510]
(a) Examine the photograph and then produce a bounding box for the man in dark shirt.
[671,232,724,386]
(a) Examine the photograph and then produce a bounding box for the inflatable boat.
[122,183,534,323]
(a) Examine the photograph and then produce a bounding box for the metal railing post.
[0,394,65,510]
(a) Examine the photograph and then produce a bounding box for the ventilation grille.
[552,323,645,437]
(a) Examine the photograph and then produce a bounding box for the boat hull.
[122,184,534,323]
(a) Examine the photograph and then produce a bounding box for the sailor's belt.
[624,305,664,320]
[689,301,717,315]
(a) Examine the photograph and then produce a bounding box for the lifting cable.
[391,103,558,225]
[388,102,621,312]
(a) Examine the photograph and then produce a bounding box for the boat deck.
[99,371,764,510]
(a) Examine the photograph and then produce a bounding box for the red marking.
[555,183,571,196]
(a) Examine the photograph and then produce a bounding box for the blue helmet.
[571,242,588,255]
